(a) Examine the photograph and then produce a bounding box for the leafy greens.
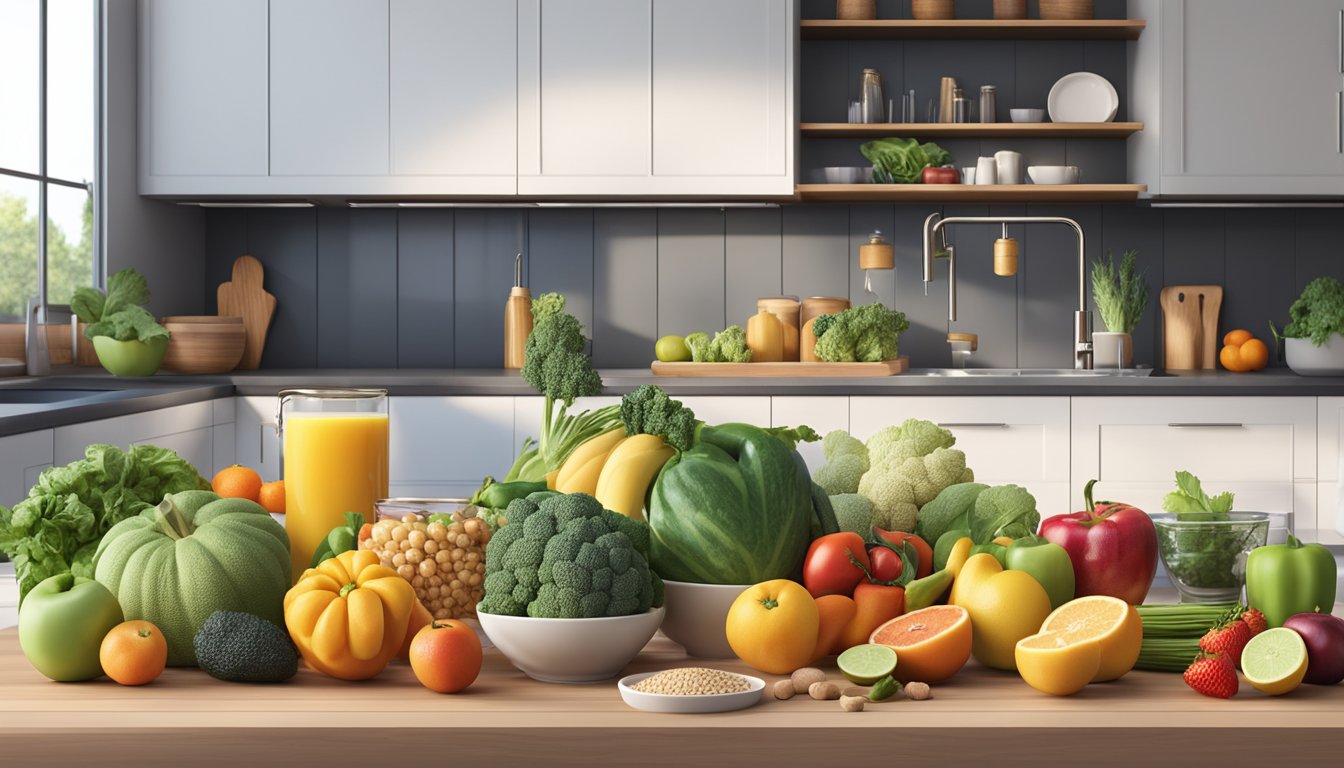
[860,137,953,184]
[72,268,170,343]
[1091,249,1149,334]
[1283,276,1344,347]
[1162,470,1234,521]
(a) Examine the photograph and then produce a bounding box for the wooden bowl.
[161,316,246,374]
[912,0,954,19]
[1040,0,1093,19]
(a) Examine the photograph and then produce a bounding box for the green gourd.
[93,490,291,666]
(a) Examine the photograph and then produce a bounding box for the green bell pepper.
[474,478,549,510]
[933,528,972,572]
[1246,534,1338,627]
[1004,534,1076,610]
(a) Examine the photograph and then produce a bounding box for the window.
[0,0,99,322]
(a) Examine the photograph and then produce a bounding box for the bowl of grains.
[618,668,765,713]
[363,499,492,621]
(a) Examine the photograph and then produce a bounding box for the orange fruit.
[726,580,819,675]
[1015,632,1102,696]
[212,465,263,501]
[258,480,286,514]
[812,594,857,661]
[1037,595,1142,682]
[99,620,167,686]
[1223,329,1253,347]
[409,619,483,694]
[869,604,972,683]
[1219,345,1247,372]
[1239,338,1269,371]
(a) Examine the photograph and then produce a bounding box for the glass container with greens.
[1154,471,1269,603]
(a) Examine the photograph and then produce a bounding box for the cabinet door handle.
[1337,91,1343,154]
[1167,422,1244,428]
[937,422,1008,428]
[1338,10,1343,73]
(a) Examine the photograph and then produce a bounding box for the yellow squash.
[950,553,1052,671]
[593,434,675,520]
[284,549,415,681]
[555,428,626,492]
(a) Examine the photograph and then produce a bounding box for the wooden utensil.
[504,253,532,370]
[1160,285,1223,370]
[217,255,276,370]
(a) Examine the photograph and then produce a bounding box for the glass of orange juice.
[278,388,388,581]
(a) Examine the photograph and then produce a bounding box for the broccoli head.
[815,429,870,495]
[521,312,603,407]
[812,302,910,363]
[531,291,566,324]
[478,493,663,619]
[620,384,700,452]
[684,332,713,362]
[683,326,752,363]
[830,493,875,536]
[858,447,973,533]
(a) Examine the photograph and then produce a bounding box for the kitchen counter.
[1,624,1341,767]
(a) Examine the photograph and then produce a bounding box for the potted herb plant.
[1279,276,1344,376]
[1090,249,1148,368]
[72,268,171,377]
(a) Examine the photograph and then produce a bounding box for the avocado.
[193,610,298,683]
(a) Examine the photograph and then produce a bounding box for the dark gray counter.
[4,367,1344,437]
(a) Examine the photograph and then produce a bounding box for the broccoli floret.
[531,291,567,324]
[812,303,910,363]
[478,493,662,619]
[193,610,298,683]
[685,332,713,362]
[709,325,752,362]
[814,429,870,495]
[830,493,875,536]
[971,484,1039,543]
[620,384,700,452]
[859,447,973,533]
[866,419,956,466]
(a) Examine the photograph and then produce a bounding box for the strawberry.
[1184,653,1238,699]
[1201,616,1252,668]
[1240,608,1267,636]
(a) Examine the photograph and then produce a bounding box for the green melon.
[93,490,291,666]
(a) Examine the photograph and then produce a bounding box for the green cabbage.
[861,137,953,184]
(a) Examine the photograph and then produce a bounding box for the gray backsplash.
[203,205,1344,370]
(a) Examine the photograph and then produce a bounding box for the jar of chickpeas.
[361,512,490,620]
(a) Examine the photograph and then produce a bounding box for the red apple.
[1038,479,1158,605]
[1283,613,1344,685]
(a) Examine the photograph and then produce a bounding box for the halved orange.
[869,605,972,683]
[1015,632,1102,696]
[1036,595,1142,682]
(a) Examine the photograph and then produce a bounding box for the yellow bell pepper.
[949,553,1052,671]
[284,549,415,680]
[944,536,974,577]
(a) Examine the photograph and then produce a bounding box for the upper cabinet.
[1130,0,1344,196]
[140,0,794,198]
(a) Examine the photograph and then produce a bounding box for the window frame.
[0,0,103,320]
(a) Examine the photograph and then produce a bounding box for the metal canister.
[979,85,997,123]
[860,69,885,124]
[951,87,968,123]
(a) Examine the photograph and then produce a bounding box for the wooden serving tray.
[651,356,908,377]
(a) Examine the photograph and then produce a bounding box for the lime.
[655,335,692,362]
[838,643,898,685]
[1241,627,1308,696]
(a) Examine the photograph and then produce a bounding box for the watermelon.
[93,490,291,666]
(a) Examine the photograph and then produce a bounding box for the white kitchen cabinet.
[850,397,1072,517]
[518,0,796,196]
[1071,397,1317,531]
[0,429,54,510]
[138,0,269,194]
[270,0,390,178]
[234,396,283,483]
[1316,397,1344,542]
[389,0,517,193]
[53,401,217,474]
[392,397,517,499]
[772,396,849,471]
[1130,0,1344,196]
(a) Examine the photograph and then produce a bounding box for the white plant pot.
[1092,331,1132,369]
[1285,335,1344,376]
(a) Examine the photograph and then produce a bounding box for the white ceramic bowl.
[660,581,750,658]
[821,166,874,184]
[1285,335,1344,376]
[617,671,765,713]
[1028,165,1081,185]
[1010,108,1046,123]
[477,607,665,683]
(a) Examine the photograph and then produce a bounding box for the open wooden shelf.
[796,183,1146,203]
[800,19,1146,40]
[801,122,1143,139]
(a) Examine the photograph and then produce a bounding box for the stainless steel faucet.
[921,213,1093,370]
[24,296,51,376]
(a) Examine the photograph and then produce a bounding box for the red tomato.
[803,532,871,598]
[921,166,960,184]
[873,529,934,579]
[867,544,904,583]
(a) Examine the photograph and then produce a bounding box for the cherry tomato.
[867,544,904,583]
[803,532,871,598]
[873,529,934,579]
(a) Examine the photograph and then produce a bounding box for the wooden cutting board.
[1160,285,1222,370]
[651,357,908,377]
[217,255,276,370]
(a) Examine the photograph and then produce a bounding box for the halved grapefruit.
[869,605,972,683]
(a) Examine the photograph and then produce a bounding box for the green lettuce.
[72,268,170,342]
[861,137,954,184]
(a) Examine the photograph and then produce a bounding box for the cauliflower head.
[830,493,875,536]
[867,419,957,466]
[478,493,663,619]
[813,429,871,495]
[859,447,973,533]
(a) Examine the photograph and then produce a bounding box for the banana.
[557,440,623,496]
[554,428,626,489]
[594,434,675,521]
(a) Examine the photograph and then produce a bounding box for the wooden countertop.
[2,625,1342,767]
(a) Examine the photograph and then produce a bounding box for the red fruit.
[1240,608,1267,637]
[1038,480,1158,605]
[1200,619,1252,668]
[1282,612,1344,686]
[1184,654,1238,699]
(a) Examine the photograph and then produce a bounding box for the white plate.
[618,670,765,713]
[1047,72,1118,123]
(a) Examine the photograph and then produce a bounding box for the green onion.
[1133,602,1240,672]
[1136,638,1203,672]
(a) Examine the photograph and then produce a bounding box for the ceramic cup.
[974,156,998,185]
[961,167,976,184]
[994,150,1023,185]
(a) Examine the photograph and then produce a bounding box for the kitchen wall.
[202,205,1344,370]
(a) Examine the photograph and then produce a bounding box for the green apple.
[19,574,124,682]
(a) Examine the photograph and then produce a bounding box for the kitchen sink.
[912,368,1156,377]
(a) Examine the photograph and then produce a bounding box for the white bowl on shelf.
[477,607,664,683]
[1010,108,1046,123]
[660,581,749,658]
[1028,165,1081,185]
[1285,335,1344,376]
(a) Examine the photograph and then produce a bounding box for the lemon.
[1037,595,1143,682]
[1015,632,1103,696]
[655,335,692,362]
[837,644,897,685]
[1242,627,1308,696]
